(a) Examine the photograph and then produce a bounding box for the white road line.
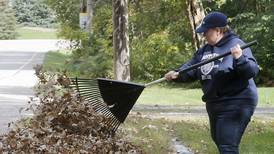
[0,52,37,81]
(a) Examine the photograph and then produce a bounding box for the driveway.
[0,39,67,133]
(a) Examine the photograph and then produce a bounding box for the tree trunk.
[186,0,205,50]
[112,0,130,81]
[86,0,93,31]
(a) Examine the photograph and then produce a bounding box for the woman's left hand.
[231,44,243,59]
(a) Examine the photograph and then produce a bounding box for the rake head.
[70,77,145,132]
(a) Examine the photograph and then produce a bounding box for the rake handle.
[145,40,258,87]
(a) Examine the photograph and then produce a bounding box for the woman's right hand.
[164,71,179,81]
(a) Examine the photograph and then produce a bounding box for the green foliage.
[0,0,17,39]
[131,31,189,80]
[12,0,56,27]
[130,0,194,80]
[45,0,79,30]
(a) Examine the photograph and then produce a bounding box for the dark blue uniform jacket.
[175,31,259,104]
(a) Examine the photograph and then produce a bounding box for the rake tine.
[89,102,108,110]
[87,99,104,105]
[77,85,98,89]
[78,91,102,96]
[76,82,98,86]
[71,82,98,87]
[82,97,102,102]
[74,87,100,90]
[70,78,94,81]
[78,92,102,98]
[106,118,119,128]
[95,107,114,117]
[76,81,98,85]
[110,120,120,132]
[85,98,106,105]
[80,93,101,98]
[92,104,109,112]
[77,81,97,84]
[77,89,100,93]
[75,77,80,93]
[109,118,119,126]
[72,86,99,90]
[72,82,98,85]
[73,78,96,81]
[92,105,114,115]
[77,90,101,94]
[103,110,116,118]
[85,98,104,105]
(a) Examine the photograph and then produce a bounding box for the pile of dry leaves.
[0,66,143,153]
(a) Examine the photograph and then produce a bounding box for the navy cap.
[195,12,227,33]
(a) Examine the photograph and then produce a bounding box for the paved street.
[0,39,67,133]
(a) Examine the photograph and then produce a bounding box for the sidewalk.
[0,39,70,52]
[0,39,67,133]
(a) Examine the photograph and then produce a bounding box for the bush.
[0,0,17,39]
[12,0,56,27]
[131,31,191,81]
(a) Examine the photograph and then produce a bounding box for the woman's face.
[203,28,223,46]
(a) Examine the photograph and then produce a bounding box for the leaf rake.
[70,40,258,133]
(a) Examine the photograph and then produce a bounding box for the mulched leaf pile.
[0,66,143,153]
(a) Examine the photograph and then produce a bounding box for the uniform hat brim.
[195,26,208,33]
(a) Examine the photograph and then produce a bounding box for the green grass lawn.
[120,116,274,154]
[137,85,274,107]
[42,51,70,71]
[137,85,203,105]
[16,27,57,39]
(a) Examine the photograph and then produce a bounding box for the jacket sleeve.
[233,46,259,80]
[173,51,200,82]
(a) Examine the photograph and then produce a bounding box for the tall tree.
[112,0,130,81]
[186,0,205,50]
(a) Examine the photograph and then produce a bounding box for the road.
[0,39,67,133]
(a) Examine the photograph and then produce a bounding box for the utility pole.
[79,0,93,32]
[80,0,87,30]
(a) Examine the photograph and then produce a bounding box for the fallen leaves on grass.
[0,66,143,153]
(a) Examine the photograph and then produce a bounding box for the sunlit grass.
[137,85,274,107]
[137,85,203,105]
[16,27,57,39]
[119,116,173,154]
[121,116,274,154]
[42,51,70,72]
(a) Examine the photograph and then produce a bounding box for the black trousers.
[206,101,256,154]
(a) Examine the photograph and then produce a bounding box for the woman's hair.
[218,25,230,34]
